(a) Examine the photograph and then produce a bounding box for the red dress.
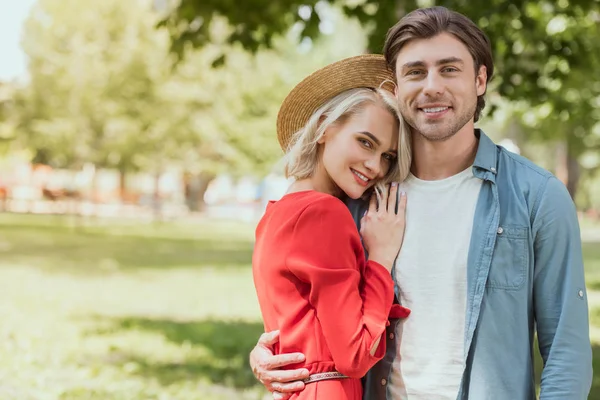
[253,191,410,399]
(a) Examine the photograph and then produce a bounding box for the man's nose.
[423,72,445,97]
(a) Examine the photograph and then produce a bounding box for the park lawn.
[0,213,266,400]
[0,213,599,399]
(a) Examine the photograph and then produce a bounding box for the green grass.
[0,212,599,399]
[0,213,265,400]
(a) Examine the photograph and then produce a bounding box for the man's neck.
[411,126,479,181]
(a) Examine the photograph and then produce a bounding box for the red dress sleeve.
[285,196,399,378]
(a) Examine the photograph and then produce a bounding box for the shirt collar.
[472,129,498,176]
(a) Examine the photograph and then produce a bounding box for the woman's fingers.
[387,182,398,213]
[376,185,385,212]
[397,190,407,217]
[368,190,378,214]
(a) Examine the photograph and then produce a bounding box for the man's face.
[394,32,487,142]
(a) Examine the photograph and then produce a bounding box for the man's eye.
[443,67,458,73]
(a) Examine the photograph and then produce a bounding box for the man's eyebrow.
[436,57,464,66]
[400,61,425,70]
[359,131,381,146]
[400,57,465,70]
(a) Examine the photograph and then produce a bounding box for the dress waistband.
[303,371,349,384]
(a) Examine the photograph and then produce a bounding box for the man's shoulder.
[496,146,553,182]
[476,130,553,188]
[494,145,571,216]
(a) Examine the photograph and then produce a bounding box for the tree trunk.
[119,169,127,203]
[184,172,216,212]
[395,0,405,18]
[153,170,162,222]
[555,140,580,200]
[565,151,580,200]
[90,165,99,218]
[197,172,215,212]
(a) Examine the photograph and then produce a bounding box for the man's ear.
[476,65,487,96]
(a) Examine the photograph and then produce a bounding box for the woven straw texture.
[276,54,395,151]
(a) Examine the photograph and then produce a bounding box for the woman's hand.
[360,183,407,271]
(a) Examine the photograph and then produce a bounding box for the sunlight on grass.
[0,214,265,400]
[0,213,599,399]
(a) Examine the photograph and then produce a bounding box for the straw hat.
[276,54,396,151]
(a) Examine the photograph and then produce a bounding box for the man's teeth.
[423,107,448,113]
[353,170,368,182]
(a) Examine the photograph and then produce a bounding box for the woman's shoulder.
[297,191,350,217]
[266,191,355,229]
[296,194,358,235]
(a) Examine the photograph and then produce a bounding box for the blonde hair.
[283,87,411,194]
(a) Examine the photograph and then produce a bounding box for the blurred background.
[0,0,599,399]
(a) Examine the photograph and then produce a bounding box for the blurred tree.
[16,0,366,210]
[17,0,185,201]
[0,82,17,154]
[162,0,600,198]
[168,8,367,210]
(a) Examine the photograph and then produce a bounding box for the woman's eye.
[382,153,396,161]
[359,139,372,148]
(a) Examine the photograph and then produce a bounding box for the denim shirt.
[348,130,592,400]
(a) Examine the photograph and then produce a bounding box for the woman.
[252,54,411,399]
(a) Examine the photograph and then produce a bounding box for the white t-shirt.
[388,167,482,399]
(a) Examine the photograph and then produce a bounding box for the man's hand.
[249,330,310,399]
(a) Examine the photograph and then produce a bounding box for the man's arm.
[532,177,592,399]
[249,330,309,399]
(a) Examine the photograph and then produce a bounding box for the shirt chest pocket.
[486,225,529,290]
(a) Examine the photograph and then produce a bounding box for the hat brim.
[276,54,396,151]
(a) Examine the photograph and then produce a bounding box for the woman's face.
[317,103,399,199]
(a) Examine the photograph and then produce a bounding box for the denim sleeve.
[532,177,592,399]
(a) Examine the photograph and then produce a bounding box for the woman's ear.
[316,115,330,144]
[317,130,327,144]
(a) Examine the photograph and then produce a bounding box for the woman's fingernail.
[391,182,398,187]
[401,191,406,196]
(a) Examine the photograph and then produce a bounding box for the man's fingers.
[270,379,306,393]
[258,330,280,346]
[262,353,306,370]
[272,391,293,400]
[260,366,309,383]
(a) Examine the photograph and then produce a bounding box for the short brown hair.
[383,6,494,122]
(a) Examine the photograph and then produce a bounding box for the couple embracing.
[250,6,592,400]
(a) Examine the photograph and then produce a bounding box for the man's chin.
[415,125,459,142]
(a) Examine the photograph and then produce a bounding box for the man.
[249,6,592,399]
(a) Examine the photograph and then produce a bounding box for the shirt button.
[578,290,584,298]
[497,227,504,234]
[381,378,387,386]
[490,167,497,173]
[389,332,395,340]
